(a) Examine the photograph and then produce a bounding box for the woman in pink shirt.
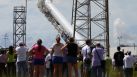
[29,39,49,77]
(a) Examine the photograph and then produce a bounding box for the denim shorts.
[67,56,77,63]
[52,56,63,64]
[33,59,45,65]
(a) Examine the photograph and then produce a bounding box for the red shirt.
[32,44,48,59]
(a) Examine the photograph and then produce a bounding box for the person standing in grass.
[51,36,64,77]
[105,55,112,77]
[15,42,28,77]
[81,39,92,77]
[29,39,49,77]
[113,46,124,77]
[28,55,34,77]
[45,52,52,77]
[7,46,16,77]
[123,51,135,77]
[61,37,79,77]
[91,43,104,77]
[0,49,7,77]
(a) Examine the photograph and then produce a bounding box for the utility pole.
[117,36,122,46]
[3,33,8,48]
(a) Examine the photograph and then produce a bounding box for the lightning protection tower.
[13,6,26,47]
[72,0,110,56]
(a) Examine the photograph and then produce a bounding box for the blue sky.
[0,0,137,48]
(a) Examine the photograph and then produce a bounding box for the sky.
[0,0,137,49]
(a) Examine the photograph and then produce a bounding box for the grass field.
[105,57,137,77]
[1,58,137,77]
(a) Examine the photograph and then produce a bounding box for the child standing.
[45,53,52,77]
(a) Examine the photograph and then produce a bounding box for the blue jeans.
[124,68,133,77]
[92,66,102,77]
[16,61,28,77]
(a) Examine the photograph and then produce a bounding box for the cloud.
[0,0,9,6]
[122,34,137,42]
[0,0,137,48]
[113,18,137,44]
[113,18,126,37]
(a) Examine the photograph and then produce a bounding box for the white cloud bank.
[113,18,137,44]
[113,18,126,37]
[0,0,10,6]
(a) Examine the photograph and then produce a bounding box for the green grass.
[105,58,137,77]
[1,59,137,77]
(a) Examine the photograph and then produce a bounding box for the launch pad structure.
[72,0,110,56]
[13,0,27,47]
[13,6,26,47]
[12,0,110,56]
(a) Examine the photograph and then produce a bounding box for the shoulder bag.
[84,48,91,65]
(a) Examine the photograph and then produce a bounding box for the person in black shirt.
[61,37,79,77]
[113,46,124,77]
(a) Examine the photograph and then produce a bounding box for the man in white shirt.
[81,39,92,77]
[123,51,135,77]
[16,42,28,77]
